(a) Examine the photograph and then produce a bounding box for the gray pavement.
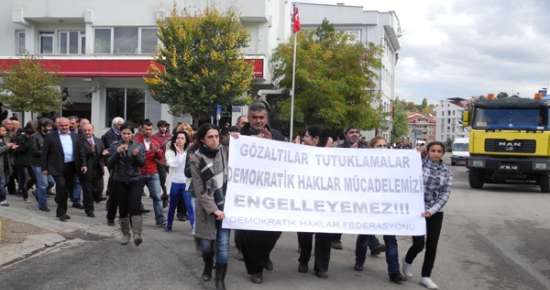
[1,155,550,290]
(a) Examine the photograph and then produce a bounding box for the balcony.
[239,0,268,22]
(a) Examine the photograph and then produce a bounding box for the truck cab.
[463,93,550,192]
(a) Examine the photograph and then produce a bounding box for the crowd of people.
[0,102,452,290]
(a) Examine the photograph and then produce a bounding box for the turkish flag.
[293,7,301,34]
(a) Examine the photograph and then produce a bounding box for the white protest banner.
[222,135,426,235]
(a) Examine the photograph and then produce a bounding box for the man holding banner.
[332,125,386,256]
[222,103,285,284]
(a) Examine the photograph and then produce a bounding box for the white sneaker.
[0,200,9,206]
[419,277,438,289]
[402,257,413,277]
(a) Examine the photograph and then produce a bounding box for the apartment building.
[434,97,468,141]
[407,112,436,144]
[299,3,402,141]
[0,0,290,134]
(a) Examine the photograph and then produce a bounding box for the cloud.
[294,0,550,103]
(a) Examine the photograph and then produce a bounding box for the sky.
[297,0,550,105]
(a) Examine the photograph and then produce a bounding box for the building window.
[16,31,25,54]
[452,111,455,115]
[59,31,85,54]
[140,28,158,53]
[94,28,111,53]
[442,111,444,116]
[40,33,55,54]
[441,135,444,140]
[94,27,158,54]
[106,88,145,127]
[340,29,361,43]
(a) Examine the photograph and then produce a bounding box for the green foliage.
[391,100,409,143]
[316,18,335,41]
[144,5,254,121]
[496,92,509,99]
[270,23,385,138]
[0,54,67,115]
[445,137,453,152]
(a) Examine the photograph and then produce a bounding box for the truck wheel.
[469,170,484,189]
[451,160,456,166]
[539,174,550,193]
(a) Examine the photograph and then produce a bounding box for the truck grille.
[484,139,536,153]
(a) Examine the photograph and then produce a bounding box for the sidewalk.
[0,195,118,269]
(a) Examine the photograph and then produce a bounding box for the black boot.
[215,263,227,290]
[202,256,214,281]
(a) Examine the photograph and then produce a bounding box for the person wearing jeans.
[32,166,55,210]
[142,173,164,224]
[190,124,230,290]
[134,121,165,226]
[164,130,190,232]
[355,235,405,282]
[30,118,55,211]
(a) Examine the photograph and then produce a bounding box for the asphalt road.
[1,155,550,290]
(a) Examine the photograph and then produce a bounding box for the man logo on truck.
[499,142,521,151]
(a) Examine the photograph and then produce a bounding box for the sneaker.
[419,277,438,289]
[24,198,32,203]
[331,240,343,250]
[402,257,413,277]
[156,218,166,226]
[0,200,9,206]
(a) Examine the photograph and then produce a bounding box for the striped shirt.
[422,157,452,215]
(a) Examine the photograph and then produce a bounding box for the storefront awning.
[0,57,264,78]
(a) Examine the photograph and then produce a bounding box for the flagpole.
[290,31,298,142]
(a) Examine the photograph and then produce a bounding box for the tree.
[496,92,508,99]
[270,22,385,137]
[144,5,254,123]
[0,54,67,119]
[391,100,409,143]
[316,18,335,41]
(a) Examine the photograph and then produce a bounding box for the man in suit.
[41,117,83,222]
[79,123,109,217]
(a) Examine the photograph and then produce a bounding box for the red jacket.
[134,135,164,175]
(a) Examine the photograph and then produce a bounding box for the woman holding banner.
[402,141,452,290]
[295,125,333,279]
[354,136,407,283]
[190,123,230,290]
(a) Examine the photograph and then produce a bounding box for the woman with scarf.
[164,130,190,232]
[190,123,230,290]
[402,141,453,289]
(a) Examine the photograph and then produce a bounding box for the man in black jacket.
[102,117,125,225]
[41,117,83,222]
[31,118,55,211]
[79,123,109,217]
[331,125,386,259]
[14,126,36,203]
[224,103,285,284]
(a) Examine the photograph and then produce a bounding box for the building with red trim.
[407,112,436,144]
[0,0,290,133]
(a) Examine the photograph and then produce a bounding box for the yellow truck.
[463,93,550,192]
